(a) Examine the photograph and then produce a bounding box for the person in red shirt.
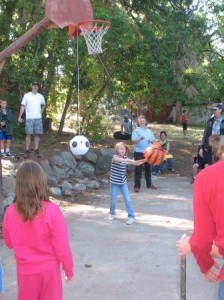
[177,135,224,299]
[3,160,74,300]
[180,109,188,138]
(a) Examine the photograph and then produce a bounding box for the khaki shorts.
[25,119,43,135]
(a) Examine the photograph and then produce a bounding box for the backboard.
[45,0,93,28]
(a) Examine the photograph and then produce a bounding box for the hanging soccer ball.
[69,135,90,156]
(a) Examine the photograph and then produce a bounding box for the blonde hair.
[137,115,147,126]
[114,142,130,154]
[209,135,221,162]
[217,135,224,161]
[14,160,49,221]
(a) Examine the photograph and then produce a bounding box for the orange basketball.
[144,141,166,165]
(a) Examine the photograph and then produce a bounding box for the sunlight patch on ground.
[156,194,189,201]
[64,203,193,231]
[135,213,193,230]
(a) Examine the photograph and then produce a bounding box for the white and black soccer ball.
[69,135,90,156]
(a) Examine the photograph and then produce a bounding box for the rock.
[100,148,115,156]
[61,181,73,192]
[84,150,98,163]
[72,169,85,178]
[2,160,14,171]
[49,154,64,168]
[61,151,77,170]
[73,183,86,192]
[41,160,57,185]
[2,174,15,195]
[73,177,89,184]
[100,178,109,185]
[86,180,100,189]
[63,190,73,196]
[49,187,62,196]
[3,193,15,208]
[53,166,66,180]
[76,162,94,177]
[95,154,112,174]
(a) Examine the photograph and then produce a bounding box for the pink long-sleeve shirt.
[3,201,74,277]
[190,160,224,279]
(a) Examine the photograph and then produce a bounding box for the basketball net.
[78,20,110,55]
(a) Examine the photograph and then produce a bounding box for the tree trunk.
[57,65,79,136]
[175,101,183,125]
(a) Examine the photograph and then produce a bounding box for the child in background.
[0,99,13,157]
[3,160,74,300]
[190,145,209,184]
[152,131,175,173]
[108,142,145,225]
[180,109,188,138]
[159,131,175,171]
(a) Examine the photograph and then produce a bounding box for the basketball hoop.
[77,20,110,55]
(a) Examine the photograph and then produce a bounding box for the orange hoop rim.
[77,19,111,30]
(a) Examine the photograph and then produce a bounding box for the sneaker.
[134,187,140,192]
[151,175,157,180]
[23,150,29,158]
[126,218,134,225]
[34,149,41,158]
[147,184,157,190]
[1,153,6,158]
[5,152,11,157]
[108,214,114,221]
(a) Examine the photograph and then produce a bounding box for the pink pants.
[17,268,62,300]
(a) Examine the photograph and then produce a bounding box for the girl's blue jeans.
[152,158,174,173]
[218,281,224,300]
[109,182,135,219]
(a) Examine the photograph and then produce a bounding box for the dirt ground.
[9,124,201,205]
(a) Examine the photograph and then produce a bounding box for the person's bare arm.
[211,244,224,259]
[41,104,46,114]
[132,136,144,145]
[18,105,25,122]
[166,142,170,154]
[113,156,145,166]
[177,236,224,259]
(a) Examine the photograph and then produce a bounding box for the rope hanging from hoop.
[76,30,81,135]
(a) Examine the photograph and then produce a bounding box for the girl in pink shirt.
[3,160,74,300]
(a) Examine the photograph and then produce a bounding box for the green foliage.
[0,0,224,140]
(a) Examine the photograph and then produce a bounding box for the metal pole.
[180,254,186,300]
[180,234,187,300]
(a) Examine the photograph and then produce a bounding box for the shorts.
[182,123,188,130]
[0,131,12,141]
[26,119,43,135]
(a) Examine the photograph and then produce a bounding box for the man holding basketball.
[132,115,156,192]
